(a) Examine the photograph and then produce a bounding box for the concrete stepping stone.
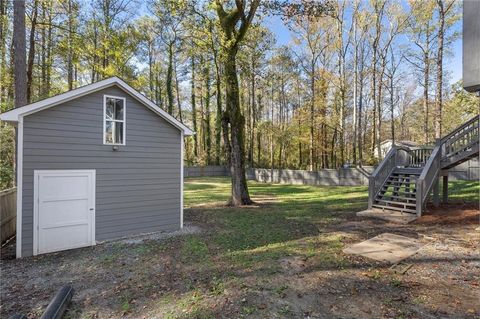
[343,233,426,264]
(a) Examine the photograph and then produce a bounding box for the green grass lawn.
[448,179,480,202]
[185,177,478,249]
[185,177,368,252]
[184,177,479,269]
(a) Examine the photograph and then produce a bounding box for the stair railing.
[368,146,410,209]
[408,146,434,167]
[369,116,479,216]
[441,115,479,163]
[415,140,442,216]
[414,116,479,216]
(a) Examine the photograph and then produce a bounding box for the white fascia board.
[0,77,194,136]
[0,78,118,122]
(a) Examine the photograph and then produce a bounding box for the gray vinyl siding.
[21,85,181,257]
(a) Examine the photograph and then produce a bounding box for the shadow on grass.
[448,181,480,202]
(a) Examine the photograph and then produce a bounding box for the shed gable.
[0,77,193,136]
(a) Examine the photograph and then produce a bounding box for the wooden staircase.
[368,115,479,217]
[372,168,420,214]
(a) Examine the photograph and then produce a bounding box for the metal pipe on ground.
[39,285,75,319]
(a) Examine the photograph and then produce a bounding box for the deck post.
[368,176,374,209]
[442,175,449,203]
[433,178,440,207]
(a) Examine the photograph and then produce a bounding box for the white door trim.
[33,169,96,256]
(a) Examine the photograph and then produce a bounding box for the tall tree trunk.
[26,0,38,103]
[0,0,8,104]
[352,20,358,165]
[174,57,183,122]
[40,0,46,97]
[13,0,27,107]
[213,51,222,165]
[390,73,395,142]
[278,76,285,168]
[371,47,377,158]
[319,74,328,168]
[155,72,160,105]
[204,74,212,165]
[423,51,429,144]
[45,8,52,94]
[191,56,198,158]
[330,128,337,168]
[309,60,315,171]
[296,78,303,168]
[204,63,212,164]
[339,65,346,166]
[91,21,98,83]
[224,49,252,205]
[66,0,74,90]
[248,57,256,167]
[337,16,345,166]
[371,1,384,159]
[257,94,262,166]
[357,47,364,166]
[148,43,154,99]
[214,0,259,205]
[434,0,446,139]
[166,42,174,115]
[270,78,275,173]
[200,74,205,153]
[376,56,386,157]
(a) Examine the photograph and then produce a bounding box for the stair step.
[377,195,417,202]
[389,176,417,181]
[392,175,421,178]
[387,179,417,184]
[384,180,416,185]
[384,181,417,187]
[375,199,417,207]
[372,204,416,214]
[394,168,422,175]
[380,186,417,194]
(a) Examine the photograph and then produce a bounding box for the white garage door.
[34,170,95,255]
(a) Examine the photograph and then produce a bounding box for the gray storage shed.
[0,77,194,258]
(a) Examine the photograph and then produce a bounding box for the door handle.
[89,208,95,211]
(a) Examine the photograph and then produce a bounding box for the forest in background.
[1,0,479,191]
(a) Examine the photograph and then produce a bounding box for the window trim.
[103,95,126,145]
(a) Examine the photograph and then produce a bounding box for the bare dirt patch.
[415,202,479,225]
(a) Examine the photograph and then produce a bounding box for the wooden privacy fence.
[185,161,478,184]
[184,166,229,177]
[247,167,375,186]
[1,188,16,244]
